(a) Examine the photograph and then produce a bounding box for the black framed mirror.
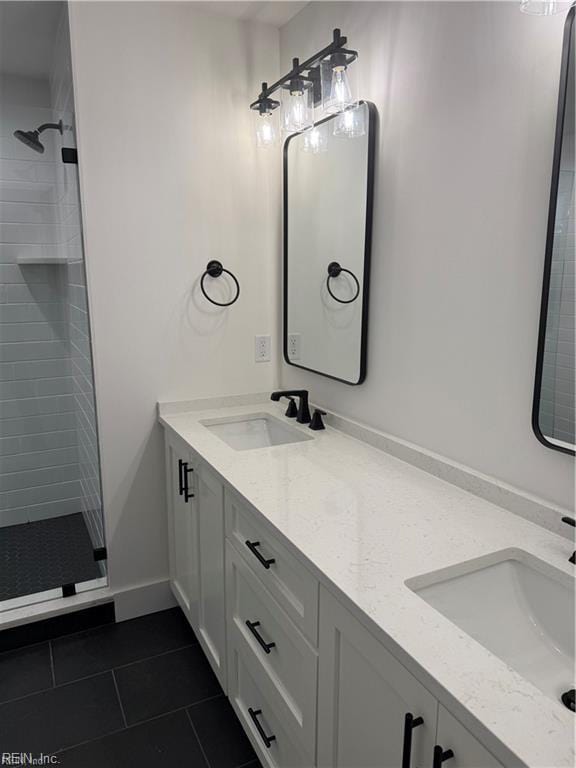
[533,7,575,456]
[283,101,376,385]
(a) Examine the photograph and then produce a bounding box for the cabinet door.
[434,706,504,768]
[318,587,437,768]
[165,431,198,630]
[197,463,227,689]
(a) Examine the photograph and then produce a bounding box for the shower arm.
[37,121,63,135]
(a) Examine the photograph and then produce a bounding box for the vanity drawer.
[228,641,312,768]
[225,490,318,645]
[226,541,317,756]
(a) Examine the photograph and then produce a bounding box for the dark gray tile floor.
[0,514,101,601]
[0,607,261,768]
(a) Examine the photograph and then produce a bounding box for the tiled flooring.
[0,607,261,768]
[0,514,101,601]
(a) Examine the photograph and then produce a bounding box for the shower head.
[13,120,63,154]
[13,129,44,153]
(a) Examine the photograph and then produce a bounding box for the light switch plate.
[255,335,271,362]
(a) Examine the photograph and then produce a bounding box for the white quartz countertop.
[159,400,575,768]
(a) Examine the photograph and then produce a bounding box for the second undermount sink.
[407,549,575,709]
[201,413,313,451]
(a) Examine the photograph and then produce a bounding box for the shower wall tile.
[0,89,87,529]
[1,322,68,343]
[0,464,80,493]
[14,359,70,380]
[0,340,69,362]
[0,497,82,528]
[20,429,77,453]
[36,376,74,396]
[0,301,66,322]
[0,447,78,474]
[1,412,77,437]
[0,479,81,511]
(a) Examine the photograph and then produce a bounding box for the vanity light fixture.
[281,61,314,133]
[321,51,356,115]
[250,28,359,147]
[252,84,280,148]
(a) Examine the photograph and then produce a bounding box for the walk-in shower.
[0,2,106,611]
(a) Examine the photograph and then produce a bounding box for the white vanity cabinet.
[163,426,512,768]
[164,430,198,629]
[317,586,438,768]
[164,431,227,689]
[435,707,505,768]
[195,463,227,689]
[317,587,505,768]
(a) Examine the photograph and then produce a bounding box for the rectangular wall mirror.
[533,7,575,455]
[283,101,376,385]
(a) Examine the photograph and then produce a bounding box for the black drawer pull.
[433,745,454,768]
[245,540,275,570]
[248,707,276,749]
[402,713,424,768]
[246,620,276,654]
[178,459,186,496]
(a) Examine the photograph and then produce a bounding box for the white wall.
[279,1,574,512]
[69,2,280,602]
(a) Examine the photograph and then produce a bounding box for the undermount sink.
[201,413,313,451]
[407,549,575,708]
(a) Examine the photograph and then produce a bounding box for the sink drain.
[561,689,575,712]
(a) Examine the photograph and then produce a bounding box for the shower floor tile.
[0,513,101,602]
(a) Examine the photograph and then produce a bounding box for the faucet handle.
[309,409,327,431]
[285,398,298,418]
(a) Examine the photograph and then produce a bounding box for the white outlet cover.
[288,333,301,360]
[255,335,271,362]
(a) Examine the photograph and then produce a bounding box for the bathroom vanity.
[159,398,574,768]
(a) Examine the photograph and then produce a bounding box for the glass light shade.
[321,57,356,114]
[520,0,567,13]
[254,110,277,148]
[281,82,314,133]
[302,123,328,154]
[333,104,366,139]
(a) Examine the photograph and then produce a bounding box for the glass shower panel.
[0,1,106,610]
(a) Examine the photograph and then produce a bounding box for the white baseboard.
[113,578,177,622]
[1,578,176,630]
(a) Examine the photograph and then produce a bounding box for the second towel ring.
[200,260,240,307]
[326,261,360,304]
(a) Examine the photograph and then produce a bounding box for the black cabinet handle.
[402,713,424,768]
[245,540,275,570]
[248,707,276,749]
[433,745,454,768]
[246,620,276,654]
[179,462,194,502]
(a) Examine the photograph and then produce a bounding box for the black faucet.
[271,390,311,424]
[562,517,575,564]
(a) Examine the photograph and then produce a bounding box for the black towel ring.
[200,260,240,307]
[326,261,360,304]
